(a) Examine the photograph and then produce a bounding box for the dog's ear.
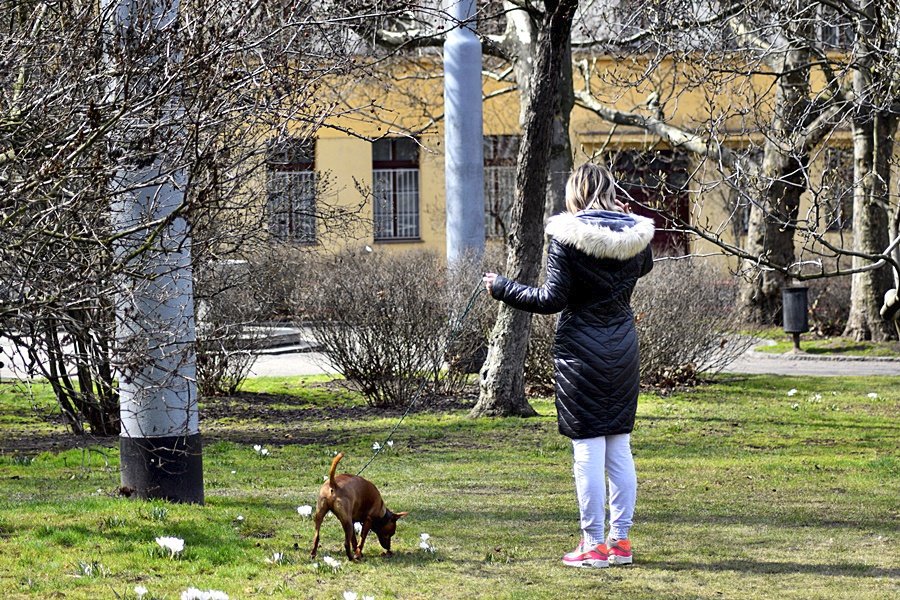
[393,511,409,520]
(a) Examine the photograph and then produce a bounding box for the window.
[818,4,855,49]
[373,137,420,240]
[267,138,316,244]
[821,147,853,230]
[606,149,691,255]
[483,135,519,239]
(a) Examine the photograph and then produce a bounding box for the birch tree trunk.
[471,0,579,418]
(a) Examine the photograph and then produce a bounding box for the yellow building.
[262,53,858,269]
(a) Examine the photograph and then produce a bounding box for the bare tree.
[571,0,899,338]
[1,0,387,499]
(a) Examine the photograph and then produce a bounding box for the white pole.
[106,0,203,503]
[444,0,485,264]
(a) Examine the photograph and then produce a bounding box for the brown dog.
[310,452,407,560]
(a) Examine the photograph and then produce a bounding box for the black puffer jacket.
[491,210,654,439]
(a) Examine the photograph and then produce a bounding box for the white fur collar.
[545,212,655,260]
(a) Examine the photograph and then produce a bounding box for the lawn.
[752,328,900,357]
[0,374,898,600]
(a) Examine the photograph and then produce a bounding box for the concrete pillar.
[106,0,203,503]
[443,0,485,264]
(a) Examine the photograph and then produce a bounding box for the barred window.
[607,149,691,255]
[821,148,854,231]
[267,138,316,244]
[373,138,420,241]
[483,135,519,239]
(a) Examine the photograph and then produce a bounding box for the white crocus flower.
[260,448,270,456]
[372,442,381,451]
[363,596,375,600]
[343,592,359,600]
[867,392,878,399]
[253,444,262,452]
[181,589,229,600]
[155,536,185,557]
[297,505,313,517]
[787,389,798,396]
[323,555,342,570]
[387,440,394,448]
[134,585,148,599]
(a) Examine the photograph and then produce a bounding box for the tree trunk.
[738,41,810,324]
[471,0,578,418]
[842,2,897,341]
[546,42,574,219]
[843,110,897,340]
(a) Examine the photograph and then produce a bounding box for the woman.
[483,162,654,568]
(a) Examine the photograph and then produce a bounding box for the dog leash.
[355,280,486,476]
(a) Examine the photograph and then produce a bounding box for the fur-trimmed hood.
[545,210,655,261]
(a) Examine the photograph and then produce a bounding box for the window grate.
[268,170,317,243]
[373,168,420,240]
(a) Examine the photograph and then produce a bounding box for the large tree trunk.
[471,0,578,418]
[546,42,574,219]
[843,2,897,341]
[738,41,810,324]
[843,109,897,340]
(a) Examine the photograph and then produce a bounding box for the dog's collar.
[372,511,391,529]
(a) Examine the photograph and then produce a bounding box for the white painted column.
[444,0,485,264]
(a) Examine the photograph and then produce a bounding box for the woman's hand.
[483,272,498,296]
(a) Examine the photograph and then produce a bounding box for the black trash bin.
[782,286,809,350]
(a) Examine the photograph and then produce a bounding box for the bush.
[524,313,556,393]
[194,260,267,396]
[307,250,476,407]
[632,259,753,385]
[807,275,851,336]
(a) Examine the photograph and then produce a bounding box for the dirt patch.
[1,388,480,455]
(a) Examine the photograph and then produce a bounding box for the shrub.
[807,275,851,336]
[632,259,753,385]
[524,313,556,393]
[194,260,266,396]
[306,250,455,407]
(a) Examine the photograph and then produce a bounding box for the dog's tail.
[328,452,344,490]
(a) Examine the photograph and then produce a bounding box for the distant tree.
[571,0,899,338]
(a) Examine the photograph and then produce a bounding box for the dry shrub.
[194,260,267,396]
[633,258,753,385]
[807,275,851,336]
[307,250,472,407]
[524,313,556,392]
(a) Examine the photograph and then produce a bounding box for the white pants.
[572,433,637,546]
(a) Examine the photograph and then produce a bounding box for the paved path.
[3,337,898,380]
[719,350,900,376]
[246,347,900,378]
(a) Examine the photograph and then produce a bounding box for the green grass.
[1,375,898,599]
[751,328,900,357]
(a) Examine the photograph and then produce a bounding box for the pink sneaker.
[562,540,609,568]
[606,538,633,565]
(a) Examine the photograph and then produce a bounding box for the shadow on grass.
[643,558,899,579]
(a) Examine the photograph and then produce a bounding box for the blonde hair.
[565,162,619,213]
